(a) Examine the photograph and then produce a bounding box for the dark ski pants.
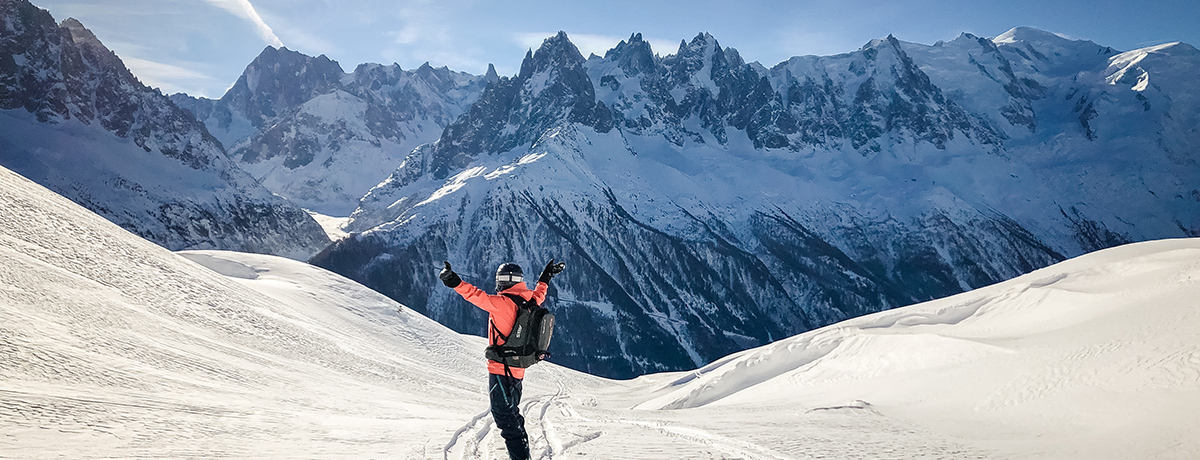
[488,373,529,460]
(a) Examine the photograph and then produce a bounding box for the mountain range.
[311,30,1200,378]
[3,0,1198,379]
[0,0,329,258]
[169,48,494,216]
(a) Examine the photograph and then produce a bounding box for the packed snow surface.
[2,164,1199,458]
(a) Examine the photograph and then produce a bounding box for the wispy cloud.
[271,20,340,58]
[202,0,283,48]
[376,2,493,73]
[120,56,217,96]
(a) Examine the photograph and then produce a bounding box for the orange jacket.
[453,280,548,379]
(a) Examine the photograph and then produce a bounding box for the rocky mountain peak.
[672,32,720,65]
[414,61,436,75]
[519,30,585,79]
[347,61,400,89]
[604,32,658,76]
[723,46,746,67]
[243,46,345,88]
[663,32,744,88]
[856,34,906,59]
[484,63,499,83]
[422,31,610,180]
[59,18,100,48]
[680,32,719,53]
[414,61,460,93]
[58,17,133,86]
[221,45,345,128]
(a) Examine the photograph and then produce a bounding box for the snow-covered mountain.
[0,0,330,259]
[171,47,492,216]
[312,30,1200,378]
[3,159,1198,458]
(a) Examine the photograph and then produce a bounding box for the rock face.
[171,48,490,216]
[0,0,330,259]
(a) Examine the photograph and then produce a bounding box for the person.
[439,259,565,460]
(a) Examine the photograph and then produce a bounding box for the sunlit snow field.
[3,164,1199,459]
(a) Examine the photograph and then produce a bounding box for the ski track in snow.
[440,373,809,460]
[438,370,995,460]
[443,408,495,460]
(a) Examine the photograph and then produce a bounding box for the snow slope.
[628,238,1200,459]
[0,164,470,457]
[4,159,1199,458]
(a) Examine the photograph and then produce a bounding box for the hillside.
[4,161,1199,458]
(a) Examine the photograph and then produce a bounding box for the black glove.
[439,261,461,288]
[538,258,565,284]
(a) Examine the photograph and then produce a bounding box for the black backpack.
[486,294,555,369]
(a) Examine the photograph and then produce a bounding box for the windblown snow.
[2,163,1199,458]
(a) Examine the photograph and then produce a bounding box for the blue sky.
[31,0,1200,99]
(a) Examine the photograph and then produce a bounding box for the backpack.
[485,294,555,369]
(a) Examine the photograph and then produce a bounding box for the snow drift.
[628,238,1200,459]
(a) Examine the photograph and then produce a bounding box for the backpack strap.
[490,294,528,346]
[496,294,531,379]
[488,293,546,374]
[489,319,507,345]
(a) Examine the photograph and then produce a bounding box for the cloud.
[271,21,340,58]
[375,3,490,73]
[120,56,217,96]
[202,0,283,48]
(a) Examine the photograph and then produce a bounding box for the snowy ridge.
[4,161,1199,458]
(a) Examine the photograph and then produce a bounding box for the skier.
[439,259,565,460]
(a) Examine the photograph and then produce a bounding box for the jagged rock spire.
[519,31,585,78]
[605,32,658,76]
[427,31,609,179]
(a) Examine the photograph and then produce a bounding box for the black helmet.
[495,263,523,292]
